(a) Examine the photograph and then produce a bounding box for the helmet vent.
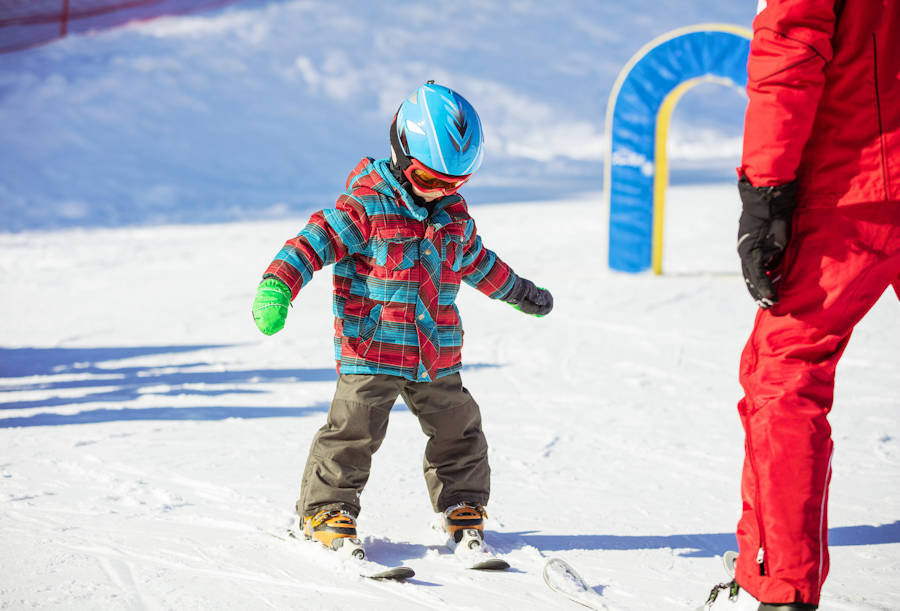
[448,106,470,152]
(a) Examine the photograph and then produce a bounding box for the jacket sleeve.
[739,0,837,186]
[263,192,371,298]
[459,223,518,299]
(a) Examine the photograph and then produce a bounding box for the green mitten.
[252,278,291,335]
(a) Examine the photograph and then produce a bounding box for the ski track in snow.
[2,193,899,609]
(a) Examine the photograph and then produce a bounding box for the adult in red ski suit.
[734,0,900,608]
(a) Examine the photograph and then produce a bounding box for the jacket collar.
[371,158,429,220]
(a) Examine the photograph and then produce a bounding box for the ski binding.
[330,535,366,560]
[275,526,414,582]
[451,536,510,571]
[448,528,510,570]
[456,528,486,552]
[430,518,512,571]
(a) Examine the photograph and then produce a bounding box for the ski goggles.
[403,158,471,196]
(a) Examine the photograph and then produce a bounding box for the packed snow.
[3,191,899,609]
[1,1,899,610]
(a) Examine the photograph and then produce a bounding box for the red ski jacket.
[740,0,900,208]
[263,158,516,382]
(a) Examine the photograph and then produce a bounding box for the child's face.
[410,183,443,202]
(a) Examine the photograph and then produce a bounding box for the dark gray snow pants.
[296,372,490,518]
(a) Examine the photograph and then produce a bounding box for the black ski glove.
[737,176,797,309]
[503,276,553,317]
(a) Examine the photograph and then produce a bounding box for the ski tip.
[543,558,607,609]
[722,550,738,577]
[363,566,415,581]
[468,558,510,571]
[543,557,592,593]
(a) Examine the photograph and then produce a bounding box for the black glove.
[737,176,797,308]
[503,276,553,317]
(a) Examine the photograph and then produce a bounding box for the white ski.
[453,544,511,571]
[362,565,415,581]
[723,550,738,577]
[432,519,512,571]
[269,526,415,582]
[542,557,607,610]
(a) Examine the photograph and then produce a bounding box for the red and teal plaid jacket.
[263,157,517,382]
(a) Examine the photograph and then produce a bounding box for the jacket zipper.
[742,412,768,577]
[872,34,890,198]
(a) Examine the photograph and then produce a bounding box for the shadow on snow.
[499,520,900,558]
[0,345,230,378]
[0,344,501,427]
[0,404,331,428]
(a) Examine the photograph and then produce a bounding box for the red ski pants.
[734,201,900,606]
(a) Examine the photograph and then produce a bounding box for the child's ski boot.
[442,502,487,552]
[303,508,366,560]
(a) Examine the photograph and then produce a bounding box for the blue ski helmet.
[391,81,484,177]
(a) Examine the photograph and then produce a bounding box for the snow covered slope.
[0,0,754,231]
[2,189,899,610]
[2,1,899,609]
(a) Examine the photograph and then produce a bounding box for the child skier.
[252,82,553,558]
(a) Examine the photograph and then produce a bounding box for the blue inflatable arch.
[604,23,752,274]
